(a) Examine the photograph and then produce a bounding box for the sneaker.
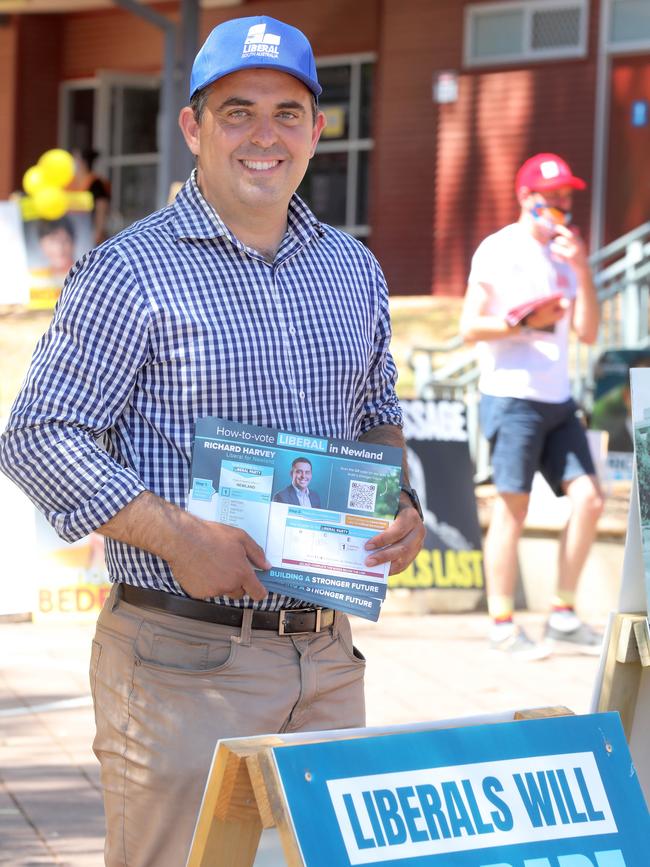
[544,611,602,655]
[489,624,551,661]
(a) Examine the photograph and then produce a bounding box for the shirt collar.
[171,170,324,249]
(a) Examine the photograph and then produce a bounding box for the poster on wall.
[32,509,110,621]
[395,399,484,598]
[0,201,29,306]
[22,210,93,310]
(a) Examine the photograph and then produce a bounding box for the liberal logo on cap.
[242,23,281,59]
[190,15,321,101]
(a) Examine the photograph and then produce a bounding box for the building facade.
[1,0,649,295]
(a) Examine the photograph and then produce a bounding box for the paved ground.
[0,609,604,866]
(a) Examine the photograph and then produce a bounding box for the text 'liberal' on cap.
[515,153,587,193]
[190,16,321,101]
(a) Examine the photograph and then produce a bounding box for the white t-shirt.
[468,222,577,403]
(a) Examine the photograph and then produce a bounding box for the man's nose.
[250,115,278,148]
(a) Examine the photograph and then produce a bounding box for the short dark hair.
[190,84,318,125]
[291,457,312,470]
[80,148,100,170]
[37,216,75,241]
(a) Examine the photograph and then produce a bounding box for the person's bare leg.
[546,473,604,653]
[557,474,604,595]
[483,491,529,608]
[484,492,551,659]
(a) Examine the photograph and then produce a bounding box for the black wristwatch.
[400,485,424,521]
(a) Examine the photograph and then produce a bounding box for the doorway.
[61,74,160,235]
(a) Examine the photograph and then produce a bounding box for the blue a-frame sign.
[271,713,648,867]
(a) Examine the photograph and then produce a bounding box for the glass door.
[96,73,160,233]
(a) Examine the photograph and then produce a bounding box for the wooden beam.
[514,706,573,720]
[598,612,647,737]
[186,744,262,867]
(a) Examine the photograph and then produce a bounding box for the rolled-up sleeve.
[0,247,150,542]
[359,257,403,433]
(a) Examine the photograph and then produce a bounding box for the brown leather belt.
[119,584,334,635]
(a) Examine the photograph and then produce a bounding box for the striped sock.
[551,591,575,613]
[488,595,515,624]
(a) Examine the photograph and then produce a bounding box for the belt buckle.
[278,608,322,636]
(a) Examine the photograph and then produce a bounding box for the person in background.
[70,148,111,244]
[0,16,424,865]
[460,152,604,661]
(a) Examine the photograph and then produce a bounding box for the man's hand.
[99,491,270,601]
[166,519,270,601]
[549,224,589,271]
[523,295,570,330]
[363,496,425,575]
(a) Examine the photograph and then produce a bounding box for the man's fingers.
[241,533,272,570]
[365,508,423,568]
[240,568,268,602]
[364,524,400,552]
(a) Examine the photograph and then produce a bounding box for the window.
[464,1,588,67]
[298,55,374,239]
[61,74,160,236]
[102,76,160,233]
[62,60,374,239]
[608,0,650,48]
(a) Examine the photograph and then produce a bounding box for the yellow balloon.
[33,186,68,221]
[38,149,75,189]
[23,165,46,197]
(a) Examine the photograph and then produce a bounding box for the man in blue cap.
[0,14,424,866]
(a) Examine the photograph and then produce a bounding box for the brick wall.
[14,16,63,184]
[6,0,603,296]
[62,6,169,79]
[371,0,462,295]
[432,0,599,296]
[0,17,18,199]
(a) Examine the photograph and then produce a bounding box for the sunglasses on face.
[531,202,572,226]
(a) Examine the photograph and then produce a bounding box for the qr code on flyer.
[347,480,377,512]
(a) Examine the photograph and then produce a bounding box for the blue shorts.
[479,395,596,496]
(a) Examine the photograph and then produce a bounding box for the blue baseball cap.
[190,16,321,101]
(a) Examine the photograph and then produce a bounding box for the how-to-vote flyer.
[187,418,403,621]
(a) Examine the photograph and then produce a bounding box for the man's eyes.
[224,109,301,121]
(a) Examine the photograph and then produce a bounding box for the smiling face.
[179,69,325,226]
[290,460,312,492]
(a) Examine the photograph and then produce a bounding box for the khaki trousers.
[90,586,366,867]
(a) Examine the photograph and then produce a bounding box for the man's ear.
[517,186,534,209]
[309,111,327,158]
[179,106,200,157]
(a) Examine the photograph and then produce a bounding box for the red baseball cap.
[516,153,586,193]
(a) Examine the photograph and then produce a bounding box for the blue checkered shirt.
[0,172,402,609]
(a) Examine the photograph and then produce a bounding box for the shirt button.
[289,326,296,336]
[299,390,306,399]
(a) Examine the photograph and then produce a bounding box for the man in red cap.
[460,153,603,660]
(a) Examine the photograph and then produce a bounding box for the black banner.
[392,399,485,593]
